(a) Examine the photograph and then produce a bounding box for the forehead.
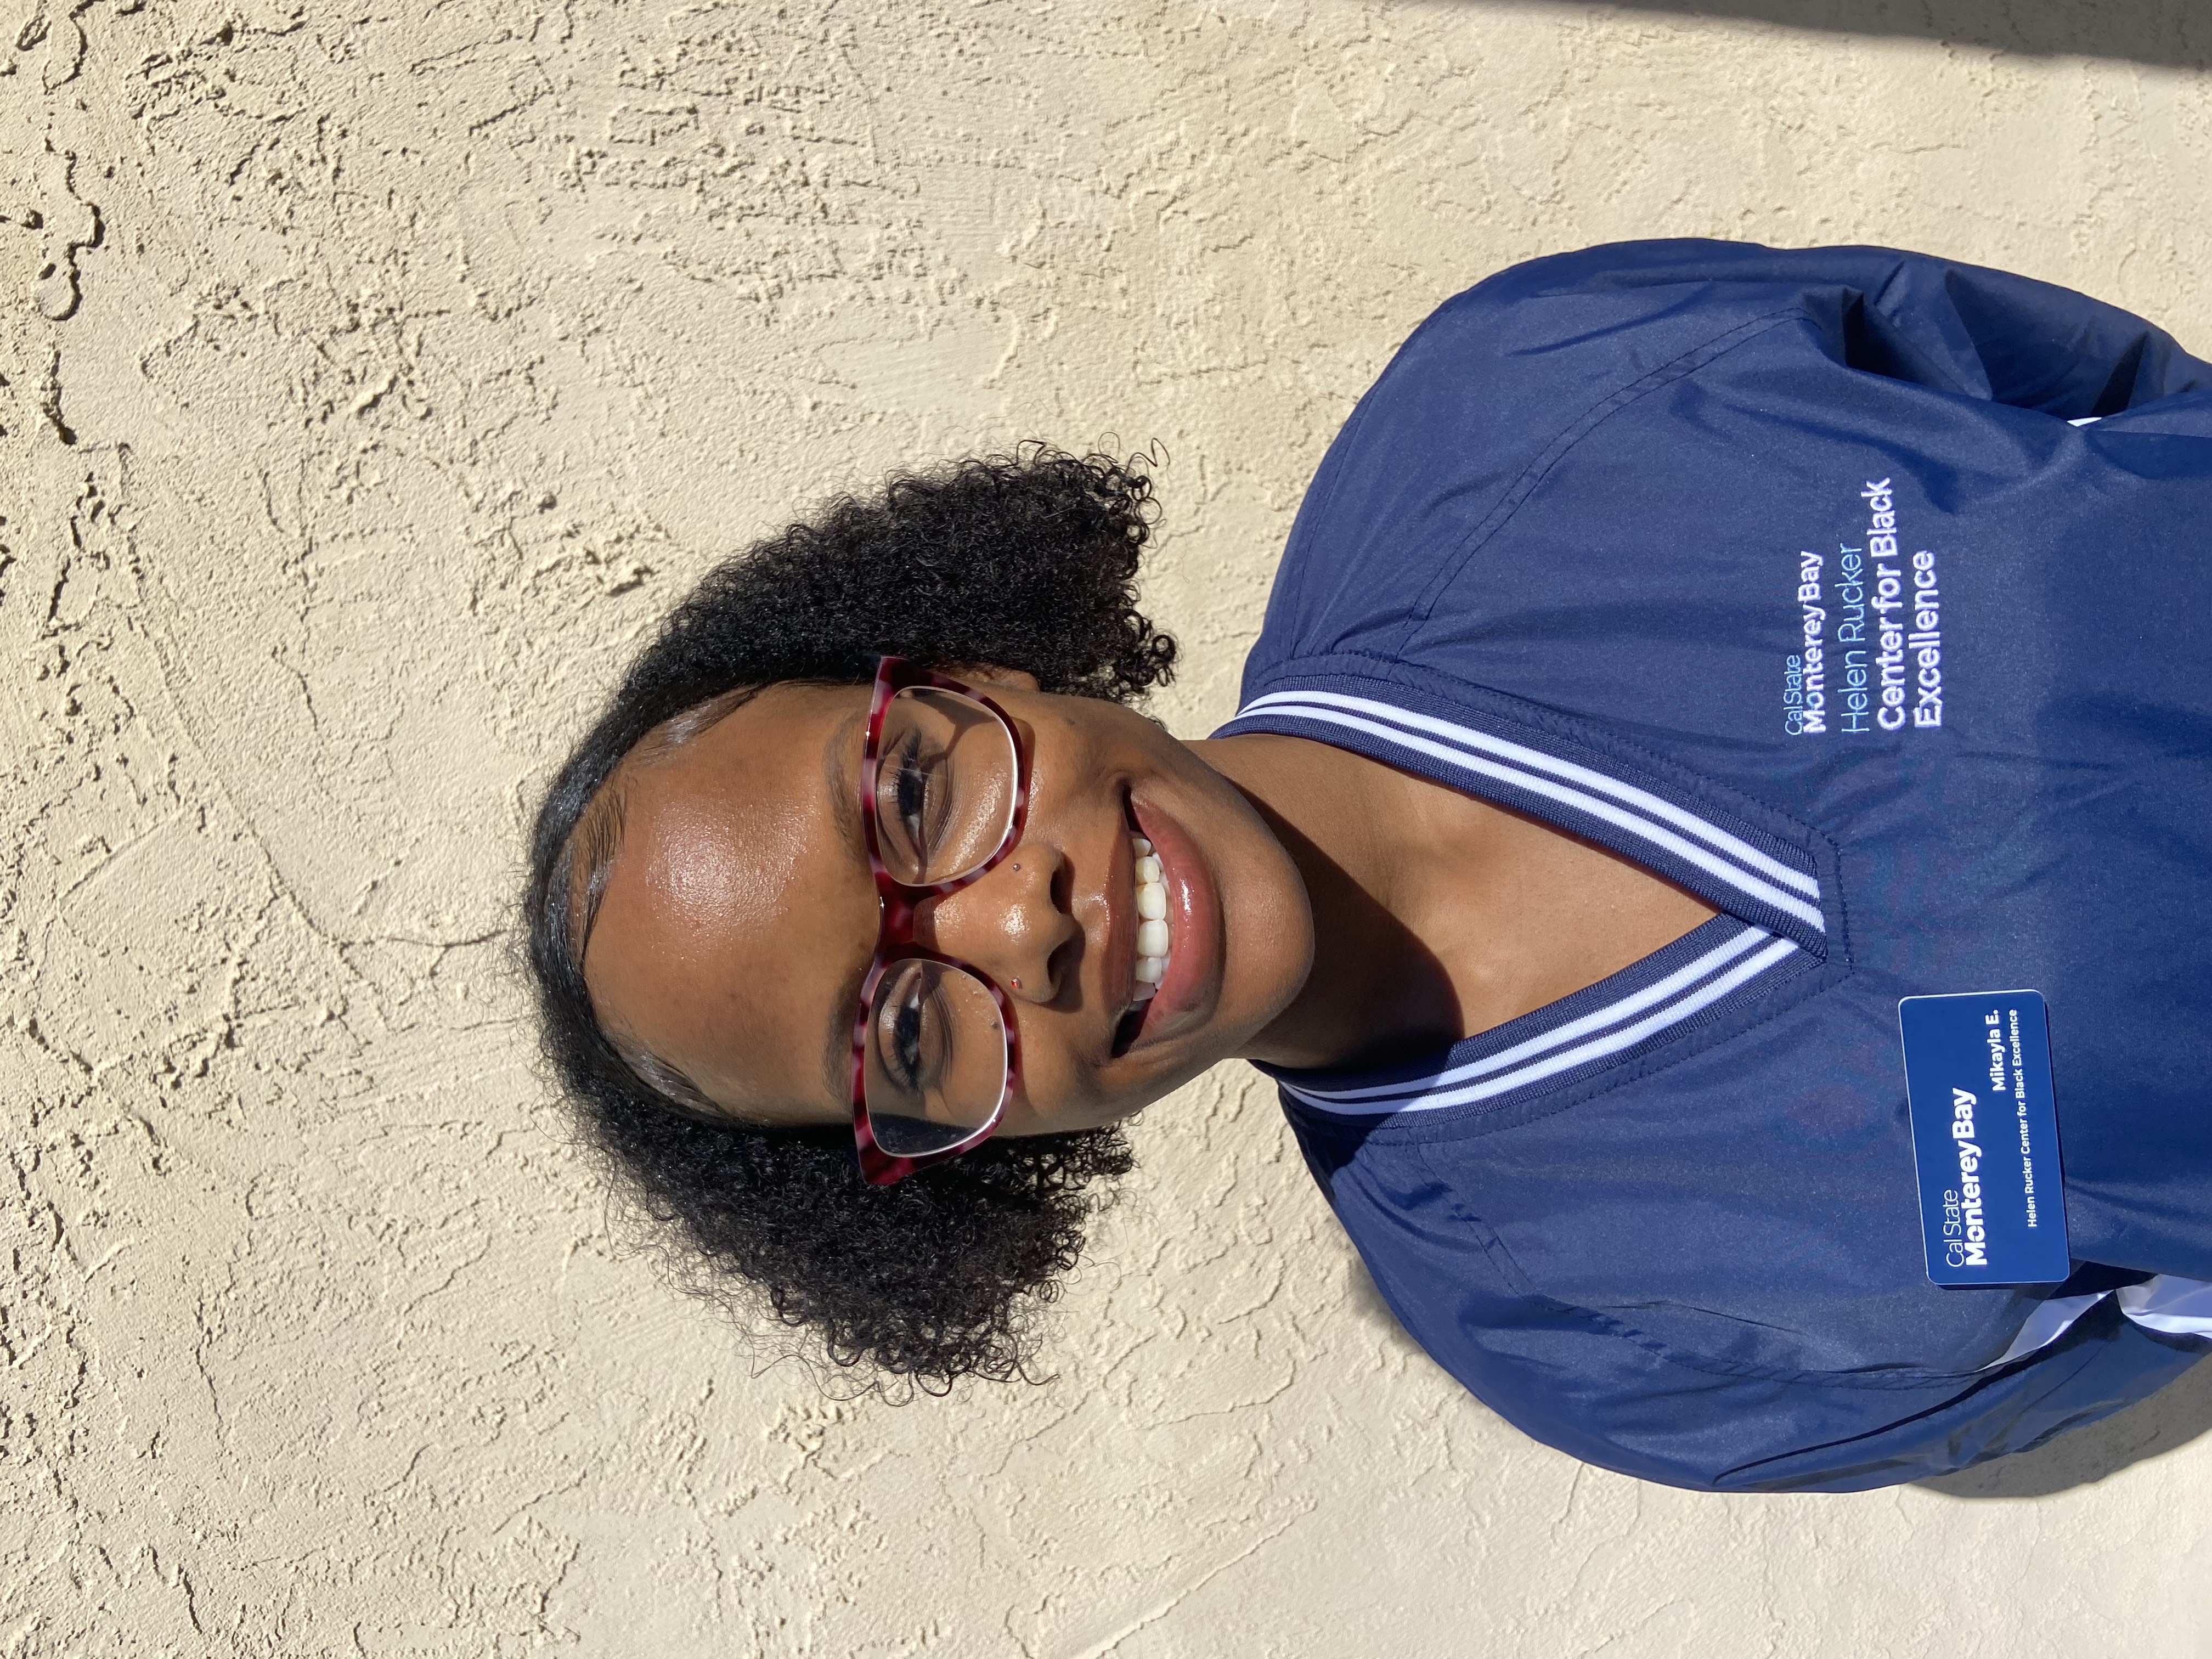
[580,682,876,1123]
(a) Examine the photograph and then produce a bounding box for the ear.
[945,663,1040,693]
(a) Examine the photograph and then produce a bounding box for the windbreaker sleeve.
[1513,239,2212,415]
[1248,238,2212,687]
[1717,1311,2209,1492]
[1319,1131,2211,1493]
[1366,1245,2209,1494]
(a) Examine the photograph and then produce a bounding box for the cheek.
[1025,710,1133,814]
[1004,1023,1118,1131]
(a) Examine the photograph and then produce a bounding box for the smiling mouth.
[1131,834,1171,997]
[1111,819,1173,1057]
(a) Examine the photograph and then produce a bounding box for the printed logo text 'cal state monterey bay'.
[1899,992,2070,1287]
[1784,480,1948,737]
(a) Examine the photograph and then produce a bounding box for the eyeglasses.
[851,657,1031,1186]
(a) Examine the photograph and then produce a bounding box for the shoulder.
[1242,239,2211,695]
[1243,240,1878,686]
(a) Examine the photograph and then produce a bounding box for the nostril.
[1042,929,1085,1005]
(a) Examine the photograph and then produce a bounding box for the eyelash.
[890,989,924,1087]
[895,735,929,837]
[885,975,953,1092]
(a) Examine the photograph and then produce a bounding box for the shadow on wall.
[1481,0,2212,69]
[1345,1254,2212,1496]
[1918,1350,2212,1499]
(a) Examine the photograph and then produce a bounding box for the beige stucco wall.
[5,1,2211,1652]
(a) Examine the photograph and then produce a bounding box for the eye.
[880,969,951,1097]
[893,731,933,851]
[888,732,960,867]
[887,985,927,1090]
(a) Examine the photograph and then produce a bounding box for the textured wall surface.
[4,1,2211,1654]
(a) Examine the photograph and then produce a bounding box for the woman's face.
[579,673,1314,1134]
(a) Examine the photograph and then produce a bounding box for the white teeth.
[1131,832,1171,1001]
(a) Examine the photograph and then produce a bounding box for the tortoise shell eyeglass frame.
[850,656,1033,1186]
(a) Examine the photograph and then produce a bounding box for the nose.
[921,848,1080,1006]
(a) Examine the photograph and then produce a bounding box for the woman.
[526,240,2212,1492]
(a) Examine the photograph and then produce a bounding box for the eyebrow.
[820,707,870,1109]
[568,785,628,968]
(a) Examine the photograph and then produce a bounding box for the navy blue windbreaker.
[1215,240,2212,1493]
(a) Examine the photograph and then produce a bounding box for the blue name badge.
[1899,991,2071,1286]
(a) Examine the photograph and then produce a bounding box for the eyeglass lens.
[864,961,1009,1156]
[871,687,1019,886]
[862,687,1019,1156]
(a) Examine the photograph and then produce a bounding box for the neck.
[1195,730,1726,1079]
[1192,732,1470,1074]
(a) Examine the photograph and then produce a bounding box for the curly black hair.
[524,445,1177,1390]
